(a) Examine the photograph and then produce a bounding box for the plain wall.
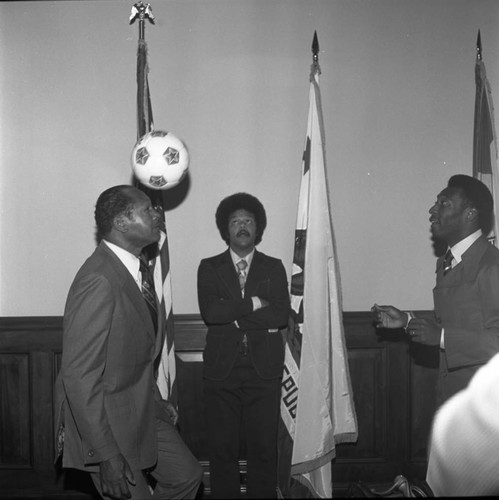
[2,0,499,316]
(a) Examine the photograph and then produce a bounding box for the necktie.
[443,249,454,276]
[139,257,158,329]
[236,259,249,355]
[236,259,248,292]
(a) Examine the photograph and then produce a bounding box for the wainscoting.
[0,313,439,498]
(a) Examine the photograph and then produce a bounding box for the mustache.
[236,229,250,237]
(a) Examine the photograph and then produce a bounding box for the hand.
[260,298,270,308]
[99,453,135,500]
[406,317,441,346]
[159,399,179,426]
[371,304,408,329]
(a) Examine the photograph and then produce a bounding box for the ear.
[466,207,478,222]
[113,215,128,233]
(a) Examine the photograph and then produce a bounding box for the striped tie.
[237,259,248,293]
[443,249,454,276]
[139,257,158,329]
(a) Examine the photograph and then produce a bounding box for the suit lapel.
[245,250,267,296]
[214,249,270,298]
[215,250,241,298]
[436,235,489,288]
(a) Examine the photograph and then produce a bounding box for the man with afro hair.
[197,192,290,498]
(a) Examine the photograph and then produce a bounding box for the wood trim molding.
[0,311,391,350]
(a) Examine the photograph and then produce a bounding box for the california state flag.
[277,55,358,499]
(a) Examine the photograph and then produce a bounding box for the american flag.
[135,35,177,405]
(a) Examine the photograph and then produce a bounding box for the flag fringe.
[290,449,335,476]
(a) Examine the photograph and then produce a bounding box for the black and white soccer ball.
[131,130,189,190]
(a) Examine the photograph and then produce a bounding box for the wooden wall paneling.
[408,341,439,466]
[31,350,56,471]
[0,313,437,498]
[332,316,414,485]
[175,314,209,460]
[337,345,388,461]
[176,354,208,460]
[0,353,30,468]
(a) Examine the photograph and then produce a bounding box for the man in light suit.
[55,185,202,500]
[426,351,499,496]
[372,174,499,404]
[197,193,290,499]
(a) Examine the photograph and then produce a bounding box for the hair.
[95,185,136,241]
[447,174,494,234]
[215,192,267,245]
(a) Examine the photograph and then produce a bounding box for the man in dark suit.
[55,185,202,500]
[197,193,290,499]
[372,174,499,406]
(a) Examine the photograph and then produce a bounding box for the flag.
[277,57,358,498]
[136,36,177,405]
[472,30,499,245]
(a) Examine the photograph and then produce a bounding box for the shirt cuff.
[252,296,262,311]
[403,311,414,330]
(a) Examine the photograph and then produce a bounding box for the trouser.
[204,353,281,499]
[91,417,203,499]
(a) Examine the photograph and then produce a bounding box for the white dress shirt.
[103,240,142,290]
[230,248,263,310]
[446,229,482,268]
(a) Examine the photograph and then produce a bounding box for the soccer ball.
[131,130,189,190]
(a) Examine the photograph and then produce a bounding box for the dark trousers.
[204,353,281,499]
[90,417,203,499]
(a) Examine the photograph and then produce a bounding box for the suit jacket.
[54,241,165,472]
[197,249,290,381]
[434,235,499,373]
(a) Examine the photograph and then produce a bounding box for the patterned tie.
[443,249,454,276]
[139,257,158,329]
[236,259,248,293]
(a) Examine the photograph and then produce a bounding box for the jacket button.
[88,450,94,457]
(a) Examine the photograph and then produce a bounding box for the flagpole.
[129,2,178,405]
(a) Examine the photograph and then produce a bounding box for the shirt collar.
[449,229,482,264]
[230,248,255,270]
[103,240,141,285]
